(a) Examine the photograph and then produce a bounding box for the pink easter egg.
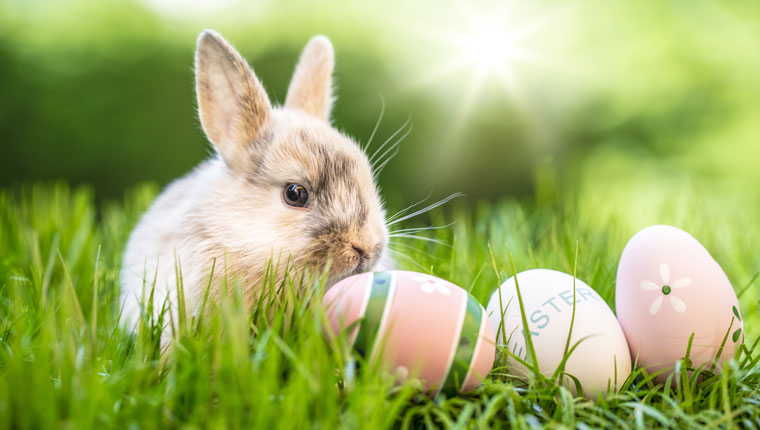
[323,270,496,395]
[616,225,743,383]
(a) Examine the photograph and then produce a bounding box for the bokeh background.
[1,0,759,208]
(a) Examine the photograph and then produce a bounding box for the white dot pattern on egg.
[616,225,744,382]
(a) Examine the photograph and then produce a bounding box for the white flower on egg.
[640,263,692,315]
[412,274,452,296]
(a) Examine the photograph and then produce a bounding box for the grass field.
[1,179,759,429]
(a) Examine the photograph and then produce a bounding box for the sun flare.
[454,22,525,74]
[411,4,552,137]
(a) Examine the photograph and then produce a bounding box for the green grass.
[1,181,759,429]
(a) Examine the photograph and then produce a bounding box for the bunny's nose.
[352,243,369,270]
[352,243,367,260]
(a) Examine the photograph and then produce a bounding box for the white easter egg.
[486,269,631,397]
[616,225,743,383]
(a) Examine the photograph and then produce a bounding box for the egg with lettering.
[486,269,631,397]
[616,225,743,383]
[324,271,496,396]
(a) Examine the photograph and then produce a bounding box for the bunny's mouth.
[350,263,369,275]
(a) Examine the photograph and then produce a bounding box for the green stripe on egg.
[354,272,394,358]
[440,294,484,396]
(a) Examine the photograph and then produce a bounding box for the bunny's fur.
[120,31,390,333]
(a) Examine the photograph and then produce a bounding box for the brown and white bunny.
[120,30,391,334]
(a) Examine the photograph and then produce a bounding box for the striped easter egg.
[323,270,496,395]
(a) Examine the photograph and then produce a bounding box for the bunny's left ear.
[285,36,335,121]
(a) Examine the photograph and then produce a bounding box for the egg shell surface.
[486,269,631,397]
[323,270,496,395]
[616,225,743,382]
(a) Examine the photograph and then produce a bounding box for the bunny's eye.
[283,183,309,208]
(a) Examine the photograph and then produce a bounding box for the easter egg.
[486,269,631,397]
[323,270,496,395]
[616,225,743,382]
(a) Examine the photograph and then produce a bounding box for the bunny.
[120,30,392,335]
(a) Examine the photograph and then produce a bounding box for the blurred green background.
[1,0,759,206]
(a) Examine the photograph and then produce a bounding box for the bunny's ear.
[195,30,271,172]
[285,36,334,121]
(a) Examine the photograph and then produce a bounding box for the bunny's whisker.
[373,145,401,177]
[386,192,464,227]
[372,123,413,178]
[388,222,455,236]
[387,233,453,248]
[373,121,411,166]
[386,189,435,223]
[362,95,386,151]
[387,241,442,262]
[373,149,398,177]
[368,114,412,166]
[387,248,430,273]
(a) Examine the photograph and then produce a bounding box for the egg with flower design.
[616,225,743,383]
[323,270,496,396]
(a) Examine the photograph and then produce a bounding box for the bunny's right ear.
[285,36,334,121]
[195,30,272,172]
